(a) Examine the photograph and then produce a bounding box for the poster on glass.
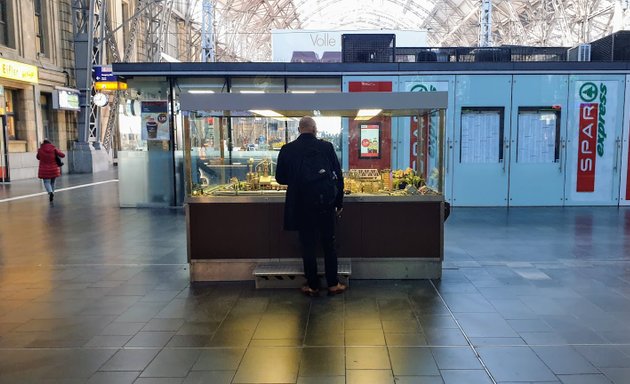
[359,123,380,159]
[141,101,169,141]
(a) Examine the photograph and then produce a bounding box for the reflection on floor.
[1,171,630,383]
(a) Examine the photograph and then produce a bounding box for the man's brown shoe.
[301,285,319,297]
[327,283,347,295]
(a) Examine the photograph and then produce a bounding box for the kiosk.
[179,91,448,281]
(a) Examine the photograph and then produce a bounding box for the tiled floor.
[2,171,630,383]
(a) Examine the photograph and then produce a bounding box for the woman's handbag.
[55,153,64,167]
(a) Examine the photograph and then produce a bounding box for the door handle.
[559,138,565,173]
[503,138,510,173]
[614,137,622,173]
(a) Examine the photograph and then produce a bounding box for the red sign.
[577,103,598,192]
[348,81,392,92]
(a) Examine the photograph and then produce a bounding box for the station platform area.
[1,171,630,384]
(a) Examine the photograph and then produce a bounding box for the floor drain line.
[429,279,498,384]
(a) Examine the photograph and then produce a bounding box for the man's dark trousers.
[299,208,338,290]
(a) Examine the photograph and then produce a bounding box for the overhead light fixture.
[249,109,284,118]
[290,90,316,94]
[187,89,215,94]
[355,109,382,121]
[240,90,265,94]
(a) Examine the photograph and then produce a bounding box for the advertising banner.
[141,101,169,141]
[272,29,427,62]
[570,81,617,201]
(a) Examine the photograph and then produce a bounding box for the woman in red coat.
[36,139,65,202]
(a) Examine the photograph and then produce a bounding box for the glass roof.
[212,0,627,61]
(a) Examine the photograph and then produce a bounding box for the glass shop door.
[451,75,512,206]
[0,115,8,182]
[507,75,569,206]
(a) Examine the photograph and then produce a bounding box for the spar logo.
[410,84,437,92]
[579,82,607,157]
[409,84,438,170]
[576,82,608,192]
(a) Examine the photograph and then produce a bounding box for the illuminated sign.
[0,58,38,83]
[93,65,117,82]
[53,88,80,111]
[94,81,127,90]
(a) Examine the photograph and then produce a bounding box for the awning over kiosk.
[179,91,448,117]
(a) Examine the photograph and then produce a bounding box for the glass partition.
[184,107,444,198]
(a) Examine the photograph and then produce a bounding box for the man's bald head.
[298,116,317,135]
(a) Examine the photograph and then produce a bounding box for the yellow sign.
[94,81,127,91]
[0,58,38,83]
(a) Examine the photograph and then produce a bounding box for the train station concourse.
[2,172,630,384]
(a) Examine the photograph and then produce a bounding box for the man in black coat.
[276,116,346,296]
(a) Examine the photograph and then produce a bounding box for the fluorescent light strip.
[187,90,215,94]
[355,109,382,121]
[240,90,265,94]
[249,109,284,118]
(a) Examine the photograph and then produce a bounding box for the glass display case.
[179,90,448,282]
[183,97,446,201]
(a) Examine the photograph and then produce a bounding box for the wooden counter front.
[186,195,444,263]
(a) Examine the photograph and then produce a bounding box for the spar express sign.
[575,81,615,195]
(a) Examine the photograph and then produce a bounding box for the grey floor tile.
[385,332,428,346]
[600,368,630,384]
[126,331,175,347]
[297,376,345,384]
[87,371,139,384]
[477,346,557,382]
[141,349,202,378]
[182,371,234,384]
[425,328,468,346]
[191,348,245,371]
[101,349,160,371]
[233,347,301,383]
[133,379,184,384]
[441,370,493,384]
[142,318,185,332]
[574,346,630,368]
[389,347,439,376]
[558,374,613,384]
[346,369,394,384]
[298,347,345,376]
[533,346,599,375]
[455,312,519,338]
[394,376,444,384]
[431,347,482,370]
[85,334,133,347]
[346,346,390,370]
[469,337,526,346]
[345,329,386,346]
[100,322,145,336]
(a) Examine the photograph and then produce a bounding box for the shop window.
[459,107,505,163]
[0,0,14,48]
[5,89,18,140]
[516,107,561,163]
[34,0,48,55]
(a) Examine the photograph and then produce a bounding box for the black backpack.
[299,145,338,210]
